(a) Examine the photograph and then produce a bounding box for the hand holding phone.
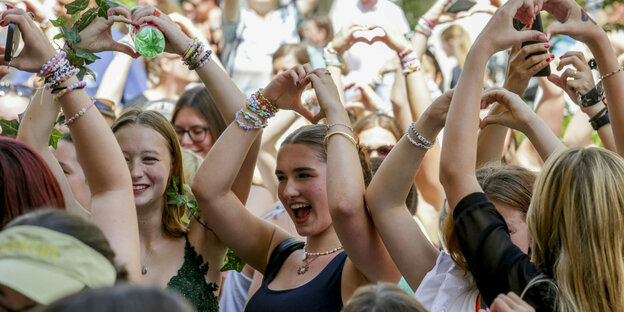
[517,15,550,77]
[4,22,21,63]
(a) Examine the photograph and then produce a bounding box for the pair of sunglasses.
[365,145,394,157]
[0,82,34,97]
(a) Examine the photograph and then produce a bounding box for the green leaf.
[75,48,100,64]
[56,114,66,125]
[69,12,81,23]
[65,0,90,15]
[183,183,193,195]
[77,67,87,81]
[62,26,82,45]
[51,16,68,27]
[181,213,190,224]
[53,33,64,40]
[0,119,20,137]
[76,8,97,32]
[220,249,245,272]
[84,67,97,80]
[49,128,64,149]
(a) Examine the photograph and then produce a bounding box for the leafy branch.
[0,114,66,149]
[51,0,119,80]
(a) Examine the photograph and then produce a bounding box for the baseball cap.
[0,225,116,305]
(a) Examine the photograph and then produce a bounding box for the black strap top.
[245,238,347,312]
[167,234,219,312]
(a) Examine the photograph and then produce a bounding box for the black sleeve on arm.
[453,192,539,305]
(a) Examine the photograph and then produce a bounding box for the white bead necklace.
[297,243,343,275]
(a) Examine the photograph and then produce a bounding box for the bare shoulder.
[340,257,369,304]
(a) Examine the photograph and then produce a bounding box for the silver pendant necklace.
[141,231,164,275]
[297,243,343,275]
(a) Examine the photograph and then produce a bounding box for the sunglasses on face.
[174,126,209,143]
[365,145,394,157]
[0,83,34,97]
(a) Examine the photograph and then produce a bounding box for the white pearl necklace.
[301,244,343,261]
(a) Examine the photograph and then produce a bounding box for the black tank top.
[245,238,347,312]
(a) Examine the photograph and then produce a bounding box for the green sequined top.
[167,235,219,312]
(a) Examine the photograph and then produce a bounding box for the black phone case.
[520,15,550,77]
[445,0,476,13]
[4,23,16,62]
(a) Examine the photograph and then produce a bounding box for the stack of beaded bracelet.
[53,81,87,100]
[401,51,421,75]
[405,122,434,149]
[182,38,200,64]
[189,50,213,70]
[64,99,95,126]
[184,42,204,66]
[38,51,80,89]
[235,90,278,132]
[415,17,434,37]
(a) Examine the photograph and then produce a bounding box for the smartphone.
[445,0,476,13]
[521,15,550,77]
[4,23,21,63]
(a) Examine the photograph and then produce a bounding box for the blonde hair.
[440,25,471,69]
[112,108,189,237]
[181,148,203,184]
[527,147,624,311]
[343,282,427,312]
[443,165,536,272]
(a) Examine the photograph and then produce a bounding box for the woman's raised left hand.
[262,64,316,122]
[132,6,193,56]
[0,8,55,72]
[76,5,139,57]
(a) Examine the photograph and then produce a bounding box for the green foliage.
[166,176,200,223]
[49,129,64,149]
[220,249,246,272]
[51,0,114,81]
[0,119,20,137]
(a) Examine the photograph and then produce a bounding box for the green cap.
[0,226,116,305]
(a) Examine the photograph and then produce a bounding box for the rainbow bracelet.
[64,100,95,126]
[54,81,87,100]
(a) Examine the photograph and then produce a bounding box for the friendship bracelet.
[327,122,354,132]
[184,42,204,66]
[256,89,279,113]
[420,17,435,28]
[405,127,433,149]
[599,66,623,81]
[54,81,87,100]
[64,100,95,126]
[39,51,66,77]
[189,50,213,70]
[182,38,199,63]
[398,49,413,58]
[235,109,266,132]
[414,24,432,37]
[409,123,434,146]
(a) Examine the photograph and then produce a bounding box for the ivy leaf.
[84,67,97,80]
[49,128,64,149]
[53,32,64,40]
[56,114,66,125]
[76,8,97,32]
[62,26,82,45]
[65,0,90,15]
[51,15,68,27]
[181,213,191,224]
[75,48,100,64]
[220,249,245,272]
[0,119,20,137]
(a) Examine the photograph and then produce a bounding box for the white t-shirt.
[222,1,300,96]
[415,251,481,312]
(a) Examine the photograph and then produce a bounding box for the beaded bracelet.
[398,49,413,58]
[182,38,199,63]
[402,59,422,75]
[599,66,623,81]
[247,96,272,119]
[39,51,66,77]
[241,109,267,128]
[184,42,204,66]
[189,50,213,70]
[64,100,95,126]
[255,89,279,113]
[414,24,432,37]
[46,66,80,89]
[409,123,434,146]
[420,17,435,28]
[54,81,87,100]
[405,127,433,149]
[251,92,277,117]
[235,109,266,132]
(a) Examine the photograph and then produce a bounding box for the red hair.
[0,137,65,226]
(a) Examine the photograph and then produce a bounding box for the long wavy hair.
[112,108,189,237]
[526,147,624,312]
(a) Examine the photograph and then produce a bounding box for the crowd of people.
[0,0,623,311]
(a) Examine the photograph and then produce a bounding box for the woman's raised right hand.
[0,9,55,72]
[262,64,316,122]
[131,7,193,56]
[543,0,604,44]
[479,87,538,132]
[503,42,552,95]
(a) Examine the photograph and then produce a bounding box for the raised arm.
[191,64,314,272]
[548,52,616,151]
[477,42,550,166]
[365,91,454,290]
[2,8,141,280]
[16,89,89,218]
[545,0,624,155]
[439,0,545,208]
[223,0,240,25]
[311,69,400,283]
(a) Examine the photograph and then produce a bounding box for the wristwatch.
[580,81,604,107]
[589,108,610,130]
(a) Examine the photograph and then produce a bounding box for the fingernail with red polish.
[550,54,554,59]
[547,58,551,62]
[544,44,550,49]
